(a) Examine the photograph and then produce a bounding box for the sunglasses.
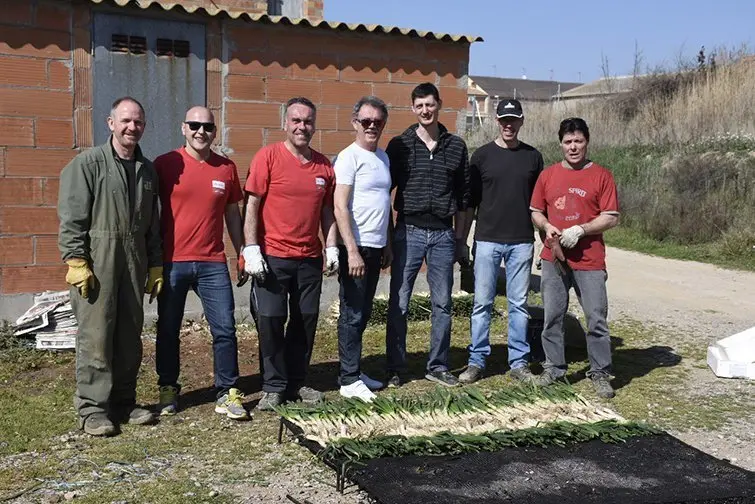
[185,121,216,133]
[355,118,385,129]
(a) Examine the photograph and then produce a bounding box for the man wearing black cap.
[459,99,543,384]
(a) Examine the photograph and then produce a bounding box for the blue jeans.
[469,241,534,370]
[156,261,239,397]
[386,222,455,373]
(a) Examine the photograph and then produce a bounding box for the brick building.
[0,0,479,320]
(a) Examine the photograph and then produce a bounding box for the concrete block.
[707,326,755,379]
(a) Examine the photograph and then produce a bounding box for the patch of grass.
[0,323,75,380]
[586,319,752,431]
[1,313,753,501]
[0,377,75,455]
[72,479,236,504]
[605,226,755,271]
[327,292,497,326]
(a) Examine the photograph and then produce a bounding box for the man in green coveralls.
[58,96,163,436]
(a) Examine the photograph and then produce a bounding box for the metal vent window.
[129,36,146,54]
[267,0,282,15]
[155,38,172,56]
[111,34,146,54]
[173,39,190,58]
[111,34,129,53]
[156,38,190,58]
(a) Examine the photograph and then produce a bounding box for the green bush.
[616,151,755,244]
[329,292,500,326]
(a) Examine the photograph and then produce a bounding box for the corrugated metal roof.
[88,0,483,43]
[469,75,583,102]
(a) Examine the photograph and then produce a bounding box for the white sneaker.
[359,373,384,391]
[340,380,377,402]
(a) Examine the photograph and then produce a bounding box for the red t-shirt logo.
[212,180,226,195]
[555,195,566,210]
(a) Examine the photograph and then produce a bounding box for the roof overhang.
[87,0,484,43]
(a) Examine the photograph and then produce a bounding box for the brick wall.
[221,20,470,171]
[303,0,324,21]
[220,19,469,273]
[0,0,75,295]
[0,0,471,302]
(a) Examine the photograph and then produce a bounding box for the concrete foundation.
[0,269,464,325]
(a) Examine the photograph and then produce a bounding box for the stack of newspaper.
[14,290,77,350]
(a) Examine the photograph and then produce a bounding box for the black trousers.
[250,255,323,393]
[337,245,383,386]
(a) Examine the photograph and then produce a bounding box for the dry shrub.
[464,57,755,249]
[620,152,755,243]
[511,58,755,147]
[465,120,499,152]
[716,227,755,258]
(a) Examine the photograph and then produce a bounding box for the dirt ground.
[217,247,755,503]
[603,247,755,473]
[5,247,754,504]
[605,247,755,341]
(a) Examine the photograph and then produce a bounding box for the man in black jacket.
[385,82,471,387]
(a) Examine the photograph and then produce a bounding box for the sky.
[324,0,755,84]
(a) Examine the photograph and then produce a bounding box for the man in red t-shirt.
[530,117,620,399]
[242,97,339,411]
[154,106,249,420]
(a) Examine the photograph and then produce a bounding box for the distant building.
[467,75,582,127]
[558,75,637,105]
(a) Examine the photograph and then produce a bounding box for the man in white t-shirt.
[333,96,392,402]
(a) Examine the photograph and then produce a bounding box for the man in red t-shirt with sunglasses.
[530,117,620,399]
[154,106,249,420]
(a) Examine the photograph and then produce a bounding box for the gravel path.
[605,247,755,472]
[605,247,755,342]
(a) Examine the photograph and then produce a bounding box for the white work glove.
[559,225,585,249]
[324,246,339,276]
[242,245,269,282]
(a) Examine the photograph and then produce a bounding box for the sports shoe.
[158,385,179,416]
[79,413,116,437]
[425,370,459,387]
[591,373,616,399]
[290,386,325,404]
[359,373,384,391]
[127,407,155,425]
[215,388,250,420]
[509,366,535,383]
[255,391,283,411]
[535,367,567,387]
[340,380,376,402]
[459,365,483,384]
[386,373,401,388]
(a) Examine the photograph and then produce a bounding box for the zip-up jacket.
[386,123,471,230]
[58,139,162,270]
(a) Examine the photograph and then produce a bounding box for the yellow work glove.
[145,266,164,303]
[65,258,95,299]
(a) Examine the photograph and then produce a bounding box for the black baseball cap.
[496,99,524,119]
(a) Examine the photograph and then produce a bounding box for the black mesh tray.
[347,433,755,504]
